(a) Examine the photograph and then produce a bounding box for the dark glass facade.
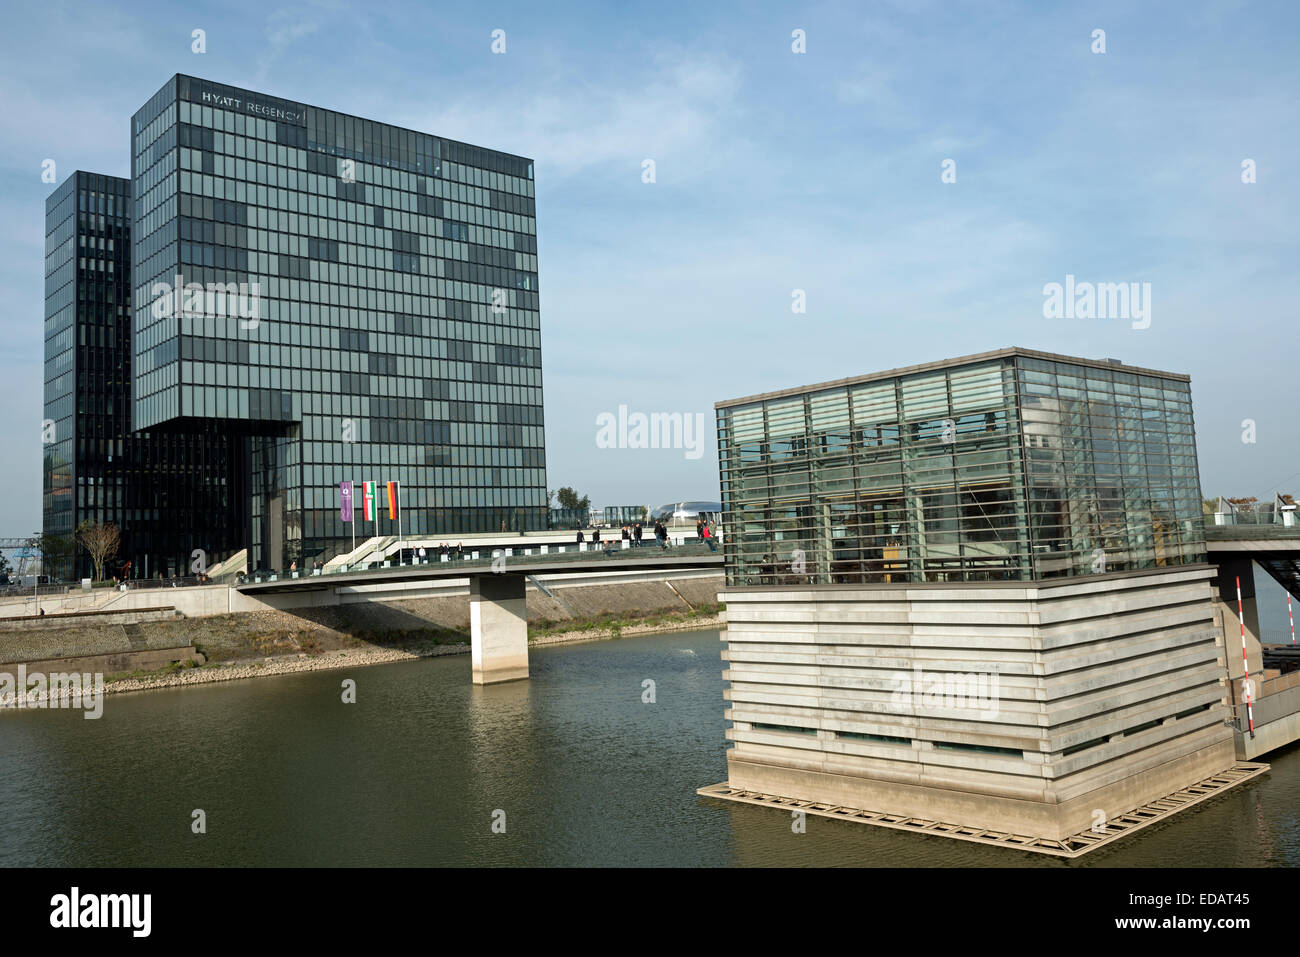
[127,75,546,570]
[715,349,1206,586]
[42,171,244,580]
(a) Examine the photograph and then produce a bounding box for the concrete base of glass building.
[703,565,1252,848]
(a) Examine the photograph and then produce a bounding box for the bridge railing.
[241,536,722,584]
[1209,500,1299,528]
[0,576,229,603]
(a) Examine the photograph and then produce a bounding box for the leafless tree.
[76,522,120,581]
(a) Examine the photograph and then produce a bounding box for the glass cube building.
[44,171,242,580]
[127,75,546,570]
[715,348,1206,586]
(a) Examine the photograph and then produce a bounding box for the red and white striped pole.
[1236,575,1255,738]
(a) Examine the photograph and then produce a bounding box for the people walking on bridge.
[576,529,585,544]
[621,525,630,543]
[592,526,601,545]
[703,522,717,552]
[456,542,465,559]
[634,522,643,547]
[696,519,705,541]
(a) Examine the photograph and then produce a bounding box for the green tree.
[30,531,76,579]
[555,487,591,511]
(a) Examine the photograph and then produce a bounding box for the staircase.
[325,536,397,570]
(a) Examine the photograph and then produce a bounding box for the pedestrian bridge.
[1205,522,1300,595]
[236,542,723,684]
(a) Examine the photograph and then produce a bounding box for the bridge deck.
[1205,524,1300,548]
[236,543,723,594]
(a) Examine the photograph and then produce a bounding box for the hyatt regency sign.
[194,86,305,125]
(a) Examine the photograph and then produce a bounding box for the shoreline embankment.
[97,613,724,697]
[1,571,725,704]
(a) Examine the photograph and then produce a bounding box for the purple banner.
[340,481,354,522]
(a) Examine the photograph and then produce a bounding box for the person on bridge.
[703,523,717,552]
[592,526,601,545]
[576,529,585,544]
[634,523,643,547]
[621,526,630,543]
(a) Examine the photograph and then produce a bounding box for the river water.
[0,629,1296,867]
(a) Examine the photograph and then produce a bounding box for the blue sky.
[1,0,1297,536]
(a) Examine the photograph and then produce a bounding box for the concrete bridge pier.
[470,573,529,684]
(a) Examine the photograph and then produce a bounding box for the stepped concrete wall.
[719,565,1235,840]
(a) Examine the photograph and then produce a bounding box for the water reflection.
[0,630,1295,867]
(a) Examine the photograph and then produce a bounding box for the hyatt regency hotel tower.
[44,74,547,578]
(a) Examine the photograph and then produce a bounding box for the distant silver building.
[651,501,721,525]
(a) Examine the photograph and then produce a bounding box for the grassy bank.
[529,602,723,641]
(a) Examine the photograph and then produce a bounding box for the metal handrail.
[241,539,721,583]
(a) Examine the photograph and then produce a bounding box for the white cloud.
[403,50,746,181]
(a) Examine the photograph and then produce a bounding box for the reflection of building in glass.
[716,349,1204,587]
[651,501,722,525]
[708,349,1234,846]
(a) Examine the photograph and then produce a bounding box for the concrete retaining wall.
[0,585,234,620]
[1238,706,1300,759]
[0,608,181,633]
[11,646,202,679]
